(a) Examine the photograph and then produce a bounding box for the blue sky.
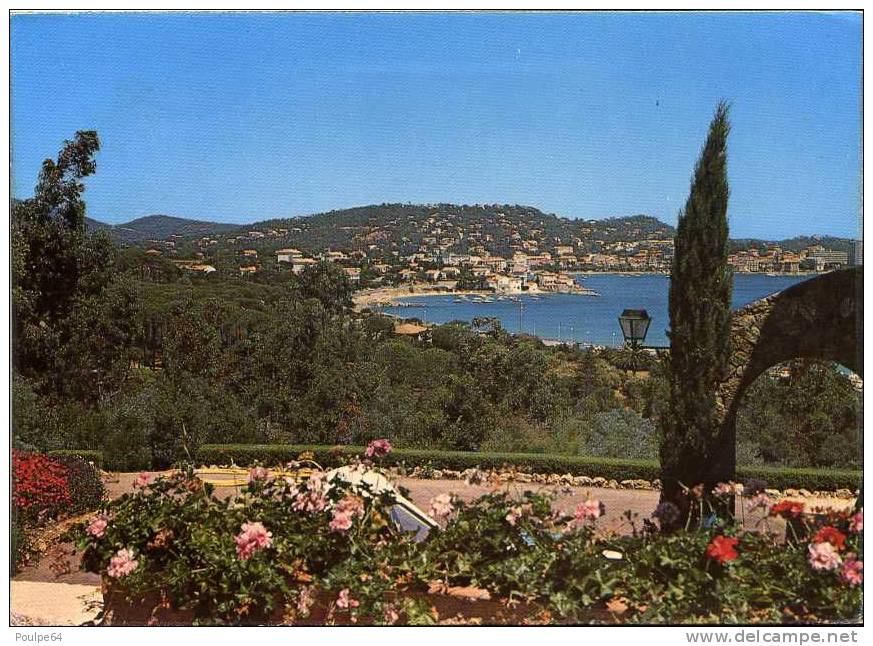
[11,11,862,239]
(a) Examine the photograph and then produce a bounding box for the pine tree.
[659,101,734,524]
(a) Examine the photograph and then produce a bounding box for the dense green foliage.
[661,102,735,519]
[738,361,862,469]
[11,132,862,480]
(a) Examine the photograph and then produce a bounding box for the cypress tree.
[659,101,733,524]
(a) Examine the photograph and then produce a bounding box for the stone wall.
[717,267,863,441]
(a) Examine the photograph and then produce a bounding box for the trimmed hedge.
[48,449,103,468]
[736,465,861,494]
[196,444,862,492]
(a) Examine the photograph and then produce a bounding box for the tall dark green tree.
[660,101,734,523]
[12,131,115,383]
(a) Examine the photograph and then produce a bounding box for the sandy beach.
[353,283,492,310]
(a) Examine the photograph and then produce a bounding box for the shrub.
[48,453,106,515]
[48,449,103,468]
[580,409,658,460]
[11,506,32,575]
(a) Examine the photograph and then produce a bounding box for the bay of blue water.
[379,273,812,347]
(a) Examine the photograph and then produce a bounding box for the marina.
[377,273,812,346]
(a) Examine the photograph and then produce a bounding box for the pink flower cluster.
[291,472,329,513]
[336,588,359,610]
[329,495,365,532]
[505,503,532,527]
[841,555,863,586]
[574,499,604,524]
[235,521,273,560]
[849,509,863,534]
[296,586,315,617]
[86,514,108,539]
[806,516,863,586]
[505,505,523,526]
[808,541,842,571]
[712,481,744,497]
[107,548,138,578]
[133,472,152,489]
[746,492,772,513]
[248,466,269,483]
[429,494,455,520]
[365,438,392,458]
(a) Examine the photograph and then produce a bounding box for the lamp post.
[618,308,652,373]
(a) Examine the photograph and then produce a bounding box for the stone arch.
[717,268,863,465]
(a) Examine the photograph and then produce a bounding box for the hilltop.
[87,203,676,252]
[86,214,240,245]
[84,204,856,269]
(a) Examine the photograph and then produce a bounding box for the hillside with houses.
[87,204,860,294]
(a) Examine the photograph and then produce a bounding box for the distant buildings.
[806,247,848,271]
[852,240,863,266]
[728,244,850,274]
[276,248,302,263]
[292,258,318,274]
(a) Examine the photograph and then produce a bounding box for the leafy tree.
[660,102,733,524]
[12,132,114,383]
[57,276,142,403]
[737,361,861,469]
[456,266,487,290]
[296,261,353,314]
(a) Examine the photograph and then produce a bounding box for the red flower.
[12,451,72,520]
[706,535,740,565]
[769,500,805,519]
[812,526,847,551]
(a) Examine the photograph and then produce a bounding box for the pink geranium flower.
[808,541,842,571]
[383,603,400,625]
[329,495,365,533]
[713,482,743,497]
[746,492,772,513]
[133,472,152,489]
[235,521,273,560]
[365,438,392,458]
[840,555,863,586]
[248,466,269,483]
[107,548,139,578]
[296,587,315,617]
[86,514,108,539]
[292,472,329,513]
[505,505,523,526]
[336,588,359,610]
[849,509,863,534]
[429,494,455,520]
[574,499,605,523]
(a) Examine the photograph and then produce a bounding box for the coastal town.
[123,204,860,298]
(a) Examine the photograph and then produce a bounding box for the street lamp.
[618,309,652,372]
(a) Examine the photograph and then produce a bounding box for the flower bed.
[12,450,106,572]
[66,445,863,625]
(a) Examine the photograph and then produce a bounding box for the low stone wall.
[392,466,857,501]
